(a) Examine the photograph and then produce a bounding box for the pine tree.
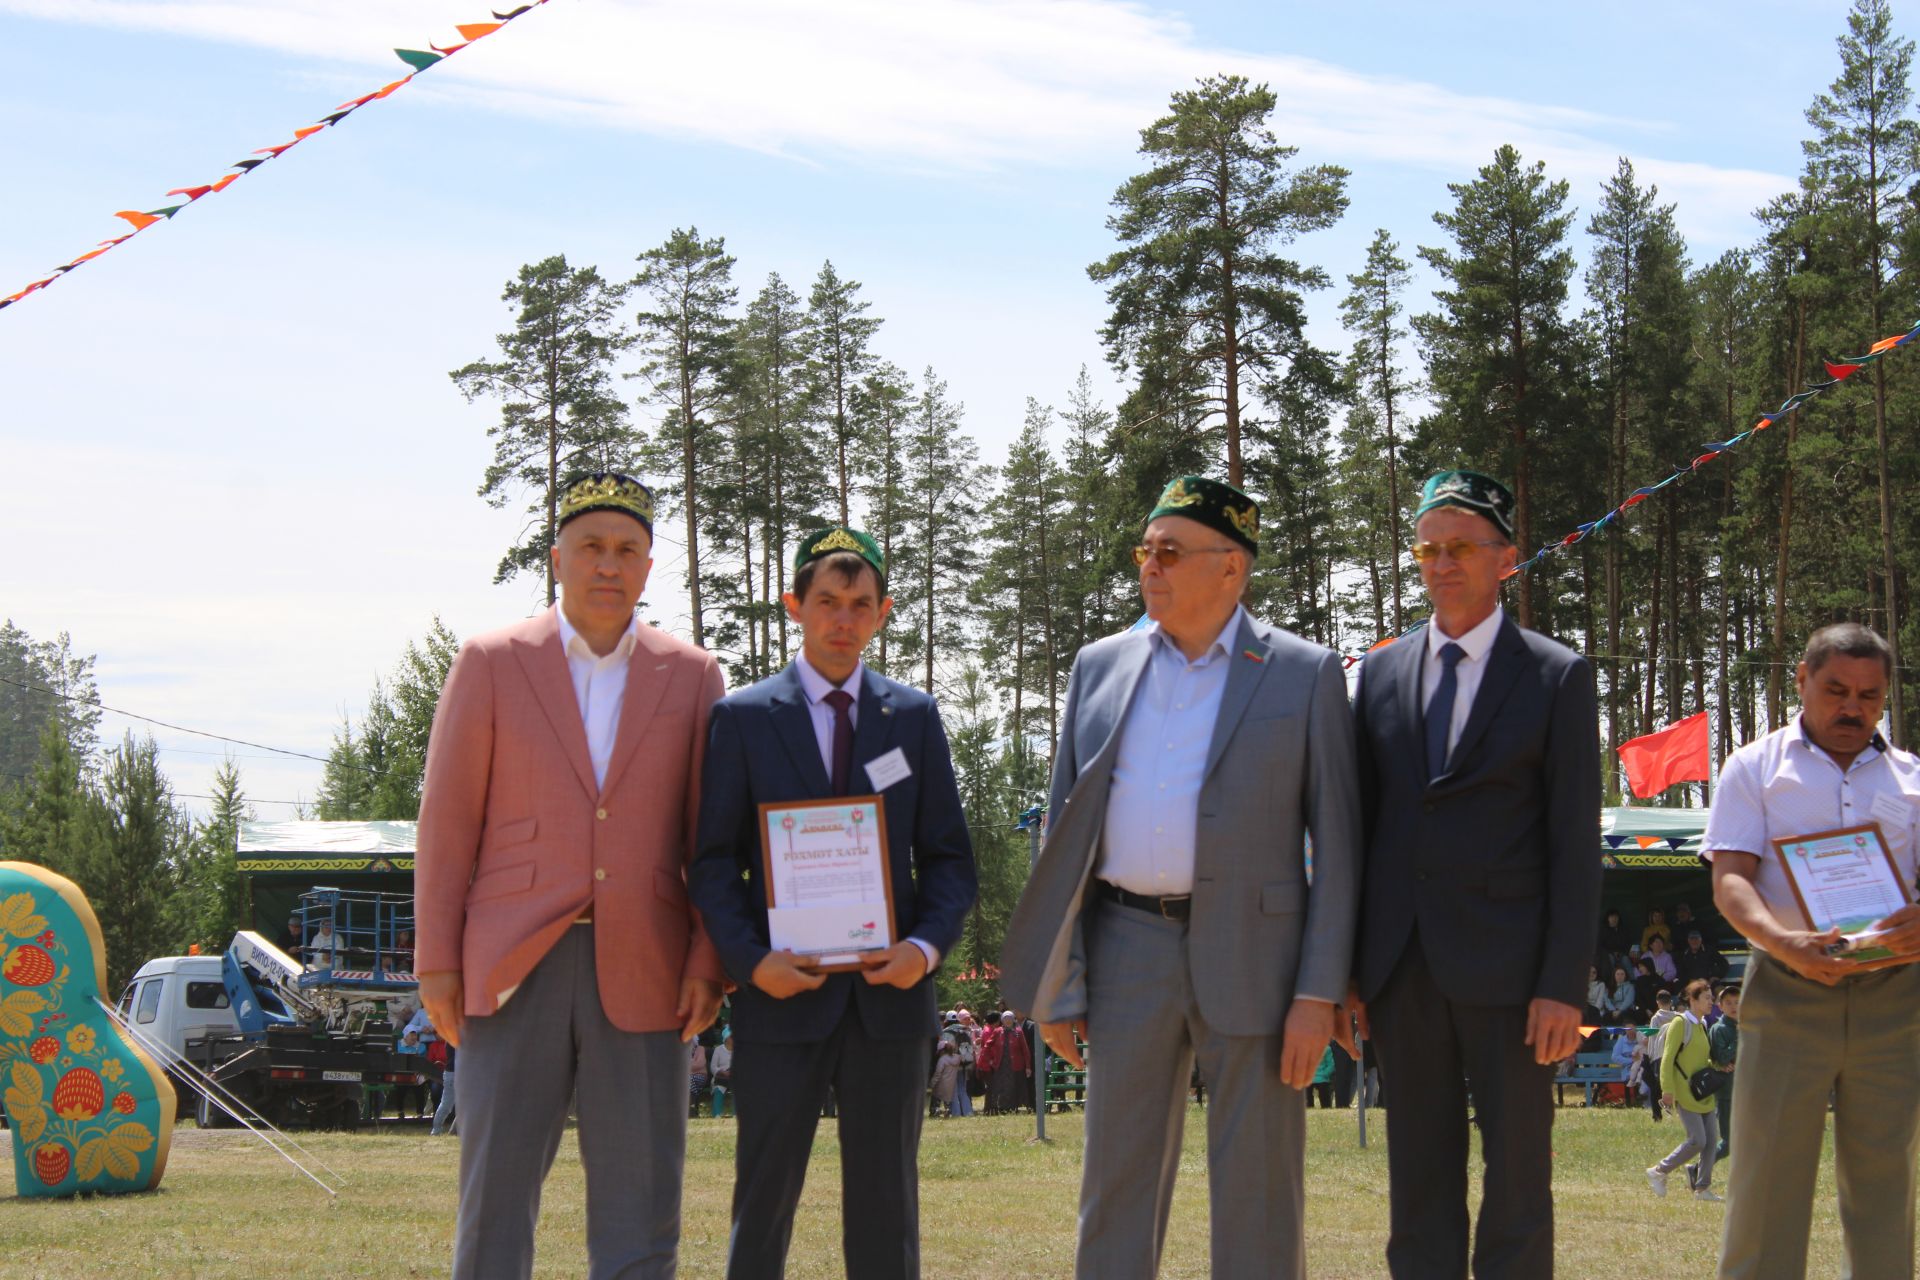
[0,621,100,788]
[173,760,250,952]
[452,255,634,604]
[1416,144,1587,629]
[977,399,1067,760]
[75,734,188,992]
[634,228,739,650]
[1803,0,1920,741]
[735,273,827,673]
[807,262,881,524]
[891,368,983,694]
[853,361,915,674]
[1054,368,1128,655]
[1090,74,1348,487]
[1338,231,1417,633]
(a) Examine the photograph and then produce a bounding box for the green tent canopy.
[1600,806,1708,870]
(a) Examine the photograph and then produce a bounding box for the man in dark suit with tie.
[1346,470,1600,1280]
[689,526,977,1280]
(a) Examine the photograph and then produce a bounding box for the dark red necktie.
[825,689,855,796]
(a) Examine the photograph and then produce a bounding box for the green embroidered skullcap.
[1146,475,1260,554]
[794,526,886,579]
[557,471,655,536]
[1416,470,1515,538]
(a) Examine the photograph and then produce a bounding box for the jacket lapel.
[1085,633,1154,766]
[769,664,832,798]
[850,667,897,791]
[1204,614,1271,780]
[1396,626,1427,764]
[510,609,597,802]
[597,627,675,798]
[1434,615,1530,786]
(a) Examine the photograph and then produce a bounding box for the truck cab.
[119,954,243,1108]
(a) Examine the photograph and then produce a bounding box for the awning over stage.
[236,819,417,873]
[1600,806,1708,871]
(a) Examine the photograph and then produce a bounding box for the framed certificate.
[1772,823,1913,963]
[759,795,897,972]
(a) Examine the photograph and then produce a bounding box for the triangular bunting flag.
[457,22,503,38]
[113,210,161,230]
[394,49,443,71]
[1825,360,1863,380]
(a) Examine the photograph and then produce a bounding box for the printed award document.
[1772,823,1912,963]
[759,796,897,971]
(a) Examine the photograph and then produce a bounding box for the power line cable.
[0,673,387,775]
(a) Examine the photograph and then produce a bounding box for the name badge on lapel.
[865,746,912,792]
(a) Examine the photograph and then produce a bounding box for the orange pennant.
[371,75,413,100]
[456,21,502,38]
[68,246,114,265]
[254,140,300,157]
[294,125,325,140]
[1635,836,1661,849]
[210,173,242,193]
[113,210,161,230]
[431,41,470,54]
[1871,334,1902,354]
[166,185,213,201]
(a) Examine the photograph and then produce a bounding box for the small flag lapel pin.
[1242,648,1264,664]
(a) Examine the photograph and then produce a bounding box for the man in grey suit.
[999,475,1362,1280]
[1347,470,1600,1280]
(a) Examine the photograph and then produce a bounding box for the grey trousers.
[453,927,688,1280]
[1655,1107,1719,1189]
[1076,898,1307,1280]
[1718,954,1920,1280]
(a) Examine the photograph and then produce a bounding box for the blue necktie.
[1425,642,1465,782]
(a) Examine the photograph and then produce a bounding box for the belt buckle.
[1161,896,1189,921]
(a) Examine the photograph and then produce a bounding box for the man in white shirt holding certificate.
[1704,622,1920,1279]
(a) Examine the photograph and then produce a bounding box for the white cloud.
[4,0,1787,243]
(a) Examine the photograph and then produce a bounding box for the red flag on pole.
[1617,711,1711,799]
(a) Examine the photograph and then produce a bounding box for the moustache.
[1833,717,1867,730]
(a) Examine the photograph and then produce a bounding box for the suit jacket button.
[596,807,608,821]
[594,868,607,881]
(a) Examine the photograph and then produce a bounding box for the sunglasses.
[1132,544,1236,568]
[1409,538,1509,563]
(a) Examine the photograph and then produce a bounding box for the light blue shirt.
[1096,607,1247,896]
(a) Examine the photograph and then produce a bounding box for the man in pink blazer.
[416,472,726,1280]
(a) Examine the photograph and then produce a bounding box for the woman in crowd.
[1602,964,1637,1024]
[930,1040,962,1117]
[1645,979,1722,1201]
[1646,934,1678,984]
[1641,907,1672,954]
[1585,964,1609,1024]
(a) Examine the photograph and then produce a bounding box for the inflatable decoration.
[0,862,174,1197]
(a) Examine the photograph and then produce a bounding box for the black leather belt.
[1095,880,1191,921]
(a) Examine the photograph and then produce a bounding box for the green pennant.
[147,205,185,219]
[393,48,444,71]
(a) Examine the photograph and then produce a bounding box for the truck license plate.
[322,1070,362,1083]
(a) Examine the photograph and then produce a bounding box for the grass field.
[0,1103,1861,1277]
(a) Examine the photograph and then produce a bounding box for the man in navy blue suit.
[1347,470,1600,1280]
[689,526,977,1280]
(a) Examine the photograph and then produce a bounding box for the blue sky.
[0,0,1861,814]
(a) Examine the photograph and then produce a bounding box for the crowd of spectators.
[1585,902,1736,1027]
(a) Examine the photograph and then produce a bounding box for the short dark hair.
[792,550,886,602]
[1803,621,1893,679]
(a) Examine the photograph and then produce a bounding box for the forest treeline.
[6,0,1919,1002]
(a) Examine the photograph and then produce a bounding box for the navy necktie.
[1425,642,1465,782]
[825,689,855,796]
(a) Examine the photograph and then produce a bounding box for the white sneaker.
[1694,1188,1724,1202]
[1646,1167,1669,1197]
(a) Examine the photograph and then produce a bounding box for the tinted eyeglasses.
[1409,538,1508,563]
[1132,544,1235,568]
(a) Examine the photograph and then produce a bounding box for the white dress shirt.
[1097,607,1246,897]
[1703,716,1920,955]
[1423,606,1506,766]
[556,605,639,790]
[792,653,941,970]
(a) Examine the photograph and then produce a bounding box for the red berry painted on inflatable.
[28,1035,58,1063]
[52,1067,104,1120]
[2,943,55,986]
[32,1143,70,1187]
[112,1092,136,1114]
